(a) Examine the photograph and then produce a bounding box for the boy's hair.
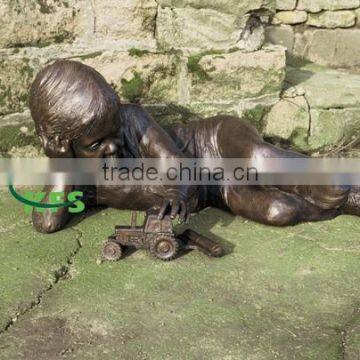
[30,59,120,143]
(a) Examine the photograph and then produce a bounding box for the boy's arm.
[120,104,186,158]
[120,104,196,221]
[32,136,75,233]
[32,184,72,233]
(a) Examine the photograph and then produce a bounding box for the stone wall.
[267,0,360,69]
[0,0,359,156]
[0,0,290,156]
[263,62,360,152]
[261,0,360,154]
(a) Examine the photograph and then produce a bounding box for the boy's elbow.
[32,210,69,233]
[34,220,61,234]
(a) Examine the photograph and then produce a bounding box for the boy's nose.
[103,140,118,157]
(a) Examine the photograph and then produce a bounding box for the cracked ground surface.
[0,187,359,359]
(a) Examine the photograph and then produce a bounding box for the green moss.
[228,47,240,53]
[290,127,311,153]
[146,84,166,103]
[0,190,81,329]
[243,104,270,131]
[0,65,31,112]
[53,30,73,44]
[36,0,53,14]
[0,123,40,153]
[19,93,29,103]
[9,29,74,48]
[187,55,210,82]
[120,63,174,104]
[1,202,359,358]
[128,48,150,58]
[146,104,199,129]
[35,40,53,48]
[246,68,285,98]
[0,84,11,107]
[8,0,22,14]
[121,72,144,103]
[141,11,156,32]
[19,62,34,79]
[187,50,226,82]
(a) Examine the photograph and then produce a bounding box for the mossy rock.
[120,72,145,103]
[0,123,40,155]
[0,57,39,116]
[0,0,78,48]
[128,48,151,58]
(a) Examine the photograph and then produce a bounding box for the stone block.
[274,10,308,24]
[188,46,286,103]
[309,108,360,150]
[156,7,265,51]
[297,0,360,13]
[0,0,83,48]
[185,102,238,118]
[0,120,40,155]
[263,96,309,140]
[286,64,360,109]
[78,51,181,104]
[292,32,307,58]
[0,45,86,116]
[294,29,360,67]
[187,94,279,130]
[0,109,36,157]
[307,10,356,28]
[331,29,360,67]
[156,0,276,16]
[356,8,360,27]
[0,110,32,127]
[276,0,297,11]
[0,55,41,116]
[265,25,295,52]
[90,0,157,41]
[0,46,183,116]
[284,63,360,150]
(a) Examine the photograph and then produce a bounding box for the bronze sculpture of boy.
[29,60,359,233]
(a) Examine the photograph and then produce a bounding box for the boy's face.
[71,116,121,158]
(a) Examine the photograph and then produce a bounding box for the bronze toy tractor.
[102,210,223,261]
[102,209,180,261]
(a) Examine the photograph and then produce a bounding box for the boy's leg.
[255,142,350,210]
[222,185,340,226]
[218,119,350,211]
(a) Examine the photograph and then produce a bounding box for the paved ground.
[0,187,359,360]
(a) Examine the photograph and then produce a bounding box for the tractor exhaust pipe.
[179,229,223,257]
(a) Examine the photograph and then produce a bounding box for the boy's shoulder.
[119,103,148,119]
[118,103,153,134]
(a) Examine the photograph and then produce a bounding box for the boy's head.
[30,60,122,158]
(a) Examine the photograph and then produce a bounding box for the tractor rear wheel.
[102,241,122,261]
[150,235,178,261]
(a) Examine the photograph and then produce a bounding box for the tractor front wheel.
[102,241,122,261]
[150,235,179,261]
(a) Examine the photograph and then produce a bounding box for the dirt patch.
[1,317,72,359]
[0,316,143,360]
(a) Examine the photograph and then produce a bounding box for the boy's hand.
[158,197,189,223]
[41,135,74,158]
[155,185,197,223]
